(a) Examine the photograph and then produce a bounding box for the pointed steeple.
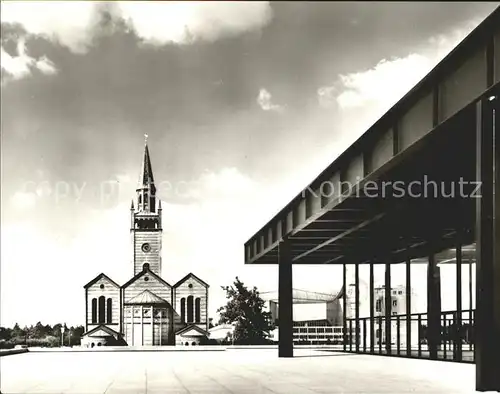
[136,134,157,213]
[139,135,155,187]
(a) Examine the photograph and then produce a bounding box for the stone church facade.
[81,141,209,347]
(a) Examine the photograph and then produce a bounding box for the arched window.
[195,298,201,323]
[187,296,194,323]
[91,298,97,323]
[106,298,112,323]
[180,298,186,323]
[98,296,106,324]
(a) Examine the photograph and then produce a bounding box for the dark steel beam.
[393,123,399,156]
[486,35,494,88]
[293,213,386,262]
[433,85,439,127]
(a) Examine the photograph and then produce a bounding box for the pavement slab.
[0,348,477,394]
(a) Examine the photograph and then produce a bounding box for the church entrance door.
[133,324,142,346]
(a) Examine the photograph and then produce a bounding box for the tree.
[52,323,62,337]
[32,322,51,338]
[0,327,12,341]
[217,277,274,345]
[12,323,24,338]
[67,325,85,346]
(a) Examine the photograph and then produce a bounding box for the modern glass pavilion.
[244,7,500,392]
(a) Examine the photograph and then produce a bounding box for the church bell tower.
[131,136,162,276]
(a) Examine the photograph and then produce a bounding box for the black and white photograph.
[1,1,499,393]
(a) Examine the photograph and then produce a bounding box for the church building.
[81,140,210,347]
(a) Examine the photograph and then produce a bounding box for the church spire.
[139,134,155,187]
[136,135,157,213]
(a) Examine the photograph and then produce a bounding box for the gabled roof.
[175,324,209,337]
[121,267,171,289]
[84,273,120,289]
[125,290,169,305]
[82,324,120,338]
[174,272,209,288]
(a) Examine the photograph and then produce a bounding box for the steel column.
[355,261,360,353]
[369,262,374,353]
[475,95,500,391]
[427,253,441,360]
[278,237,293,358]
[343,263,347,352]
[384,262,391,355]
[406,258,411,356]
[456,240,463,361]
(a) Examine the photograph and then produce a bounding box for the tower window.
[100,284,104,290]
[144,276,149,282]
[188,283,193,289]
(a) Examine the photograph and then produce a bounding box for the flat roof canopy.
[245,7,500,266]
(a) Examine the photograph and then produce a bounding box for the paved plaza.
[0,348,477,394]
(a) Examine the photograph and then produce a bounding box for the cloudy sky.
[1,2,496,328]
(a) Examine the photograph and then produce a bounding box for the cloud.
[35,56,58,75]
[1,38,57,84]
[1,1,273,53]
[317,18,481,114]
[336,54,433,110]
[1,1,272,84]
[117,1,273,46]
[257,88,284,112]
[0,1,99,54]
